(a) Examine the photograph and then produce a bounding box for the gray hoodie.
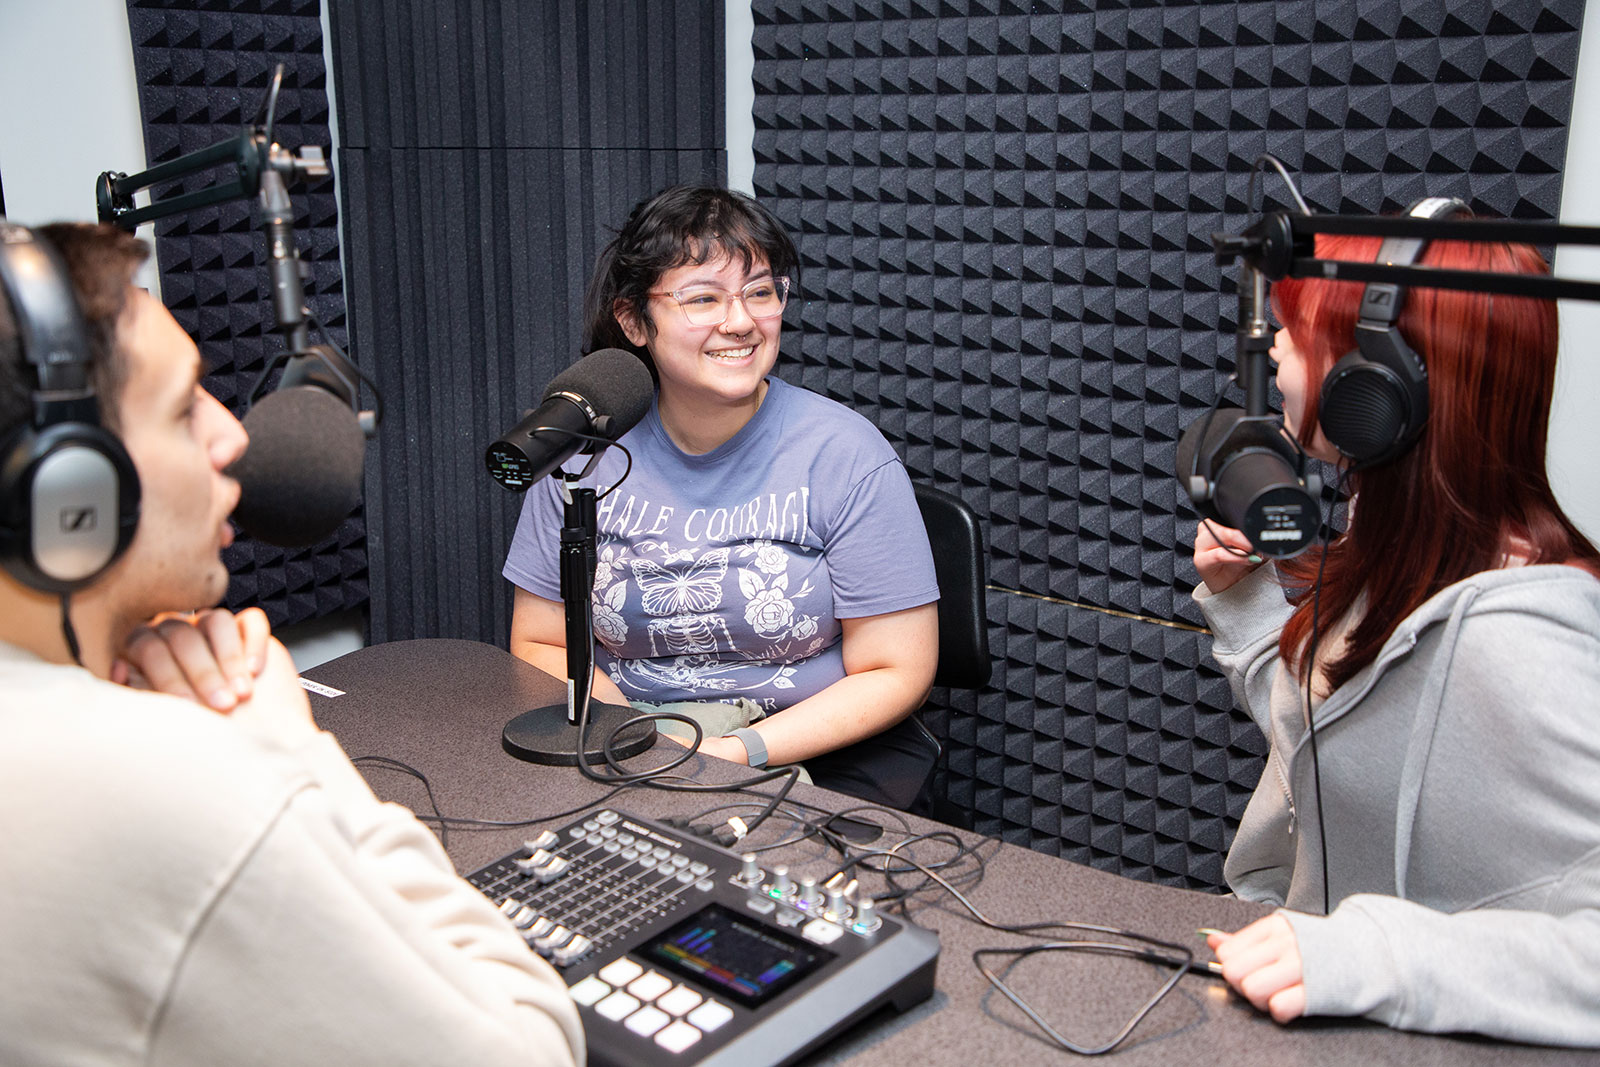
[1196,563,1600,1045]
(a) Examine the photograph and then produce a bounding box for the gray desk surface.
[303,639,1598,1067]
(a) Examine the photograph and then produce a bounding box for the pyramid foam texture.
[126,0,366,629]
[752,0,1583,887]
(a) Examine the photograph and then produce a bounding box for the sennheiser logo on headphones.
[60,507,97,533]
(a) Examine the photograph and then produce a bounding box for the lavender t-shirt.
[503,376,939,711]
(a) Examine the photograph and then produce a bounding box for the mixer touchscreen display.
[642,903,835,1008]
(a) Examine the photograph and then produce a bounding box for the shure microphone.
[228,345,373,547]
[486,349,655,491]
[1177,264,1321,558]
[1176,408,1320,557]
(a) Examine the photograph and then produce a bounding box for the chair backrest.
[914,483,991,690]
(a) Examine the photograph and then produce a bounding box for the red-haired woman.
[1193,233,1600,1044]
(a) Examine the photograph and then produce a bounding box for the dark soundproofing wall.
[325,0,725,645]
[750,0,1585,887]
[125,0,367,628]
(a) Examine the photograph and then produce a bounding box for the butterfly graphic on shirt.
[629,548,734,656]
[630,548,729,615]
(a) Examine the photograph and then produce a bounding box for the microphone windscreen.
[544,348,655,438]
[230,387,365,547]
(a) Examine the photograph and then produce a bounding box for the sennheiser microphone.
[1177,407,1321,558]
[485,348,655,491]
[227,345,372,547]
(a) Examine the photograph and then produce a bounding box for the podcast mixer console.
[467,808,940,1066]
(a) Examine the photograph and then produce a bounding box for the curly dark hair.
[581,186,799,375]
[0,223,148,438]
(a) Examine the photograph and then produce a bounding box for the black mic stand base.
[502,701,655,766]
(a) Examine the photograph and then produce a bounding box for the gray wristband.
[725,728,769,770]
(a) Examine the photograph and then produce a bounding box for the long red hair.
[1272,233,1598,687]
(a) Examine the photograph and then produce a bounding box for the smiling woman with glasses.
[500,186,941,807]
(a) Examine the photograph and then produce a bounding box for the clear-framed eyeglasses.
[650,276,791,327]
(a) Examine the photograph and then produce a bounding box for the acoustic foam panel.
[125,0,366,629]
[325,0,726,646]
[752,0,1584,887]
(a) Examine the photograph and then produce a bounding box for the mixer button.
[745,896,777,915]
[695,879,714,893]
[654,1020,703,1053]
[638,856,658,870]
[585,834,604,847]
[582,820,601,833]
[568,975,610,1006]
[627,970,674,1002]
[569,826,586,839]
[625,1005,671,1037]
[687,999,733,1033]
[670,854,691,869]
[621,848,640,861]
[656,985,703,1017]
[594,990,639,1022]
[596,810,620,825]
[603,841,621,854]
[688,861,709,877]
[652,846,672,861]
[801,918,845,946]
[675,870,696,885]
[598,958,644,987]
[615,832,636,846]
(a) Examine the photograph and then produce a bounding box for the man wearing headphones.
[0,222,583,1064]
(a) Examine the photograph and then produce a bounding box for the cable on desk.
[865,838,1199,1056]
[351,755,450,850]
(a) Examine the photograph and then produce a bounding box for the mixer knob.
[826,884,848,920]
[737,853,762,887]
[771,865,793,899]
[854,896,881,932]
[799,877,824,908]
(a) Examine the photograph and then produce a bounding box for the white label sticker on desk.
[299,678,345,698]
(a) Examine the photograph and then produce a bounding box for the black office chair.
[806,484,991,809]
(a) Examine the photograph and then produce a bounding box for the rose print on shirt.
[594,580,628,646]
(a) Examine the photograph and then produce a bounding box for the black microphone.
[485,348,655,491]
[1177,407,1322,558]
[228,345,371,547]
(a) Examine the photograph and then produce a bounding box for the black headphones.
[0,223,140,593]
[1317,196,1472,467]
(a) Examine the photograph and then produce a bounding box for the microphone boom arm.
[1215,211,1600,302]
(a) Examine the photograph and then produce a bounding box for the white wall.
[726,0,756,195]
[1552,2,1600,544]
[0,0,160,293]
